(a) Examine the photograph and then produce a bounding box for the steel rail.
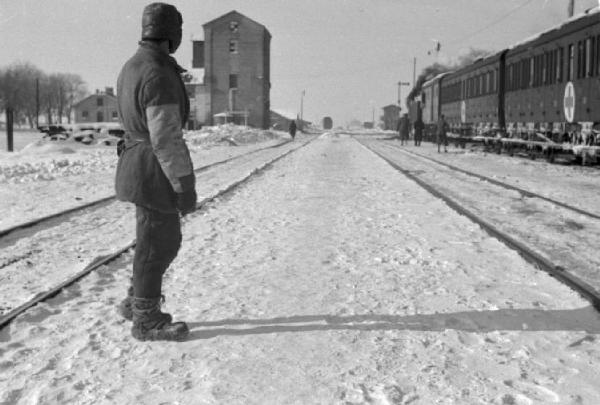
[384,141,600,221]
[0,138,313,330]
[358,139,600,311]
[0,140,291,239]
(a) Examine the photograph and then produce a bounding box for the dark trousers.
[414,133,422,146]
[133,205,182,298]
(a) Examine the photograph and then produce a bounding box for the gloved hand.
[177,174,197,216]
[177,189,197,216]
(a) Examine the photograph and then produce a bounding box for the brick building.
[73,88,119,124]
[382,104,401,130]
[190,11,271,129]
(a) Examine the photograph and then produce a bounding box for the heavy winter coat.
[398,117,410,140]
[115,42,194,213]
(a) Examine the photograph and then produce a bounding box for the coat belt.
[124,131,150,148]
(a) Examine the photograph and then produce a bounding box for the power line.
[446,0,535,45]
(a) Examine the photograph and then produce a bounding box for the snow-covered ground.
[0,125,289,231]
[1,131,600,404]
[360,138,600,294]
[0,125,296,316]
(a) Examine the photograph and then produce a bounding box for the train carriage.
[420,73,447,141]
[440,52,505,147]
[503,9,600,161]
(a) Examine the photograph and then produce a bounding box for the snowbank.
[186,124,287,147]
[0,125,287,184]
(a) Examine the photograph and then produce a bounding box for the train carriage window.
[586,37,593,77]
[577,41,584,79]
[540,54,544,84]
[542,53,547,85]
[597,35,600,76]
[568,44,574,81]
[558,47,563,82]
[550,49,557,84]
[529,57,535,87]
[533,56,540,87]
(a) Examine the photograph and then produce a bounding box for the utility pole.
[6,106,14,152]
[413,57,417,88]
[35,77,39,129]
[568,0,575,17]
[398,81,410,110]
[300,90,305,130]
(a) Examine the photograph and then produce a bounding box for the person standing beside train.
[398,114,410,145]
[413,117,424,146]
[436,114,449,153]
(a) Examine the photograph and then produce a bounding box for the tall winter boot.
[131,297,189,341]
[117,285,134,320]
[117,286,172,323]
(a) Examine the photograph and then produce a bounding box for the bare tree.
[0,62,88,127]
[60,73,87,123]
[0,62,44,128]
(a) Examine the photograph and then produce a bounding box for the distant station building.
[322,116,333,130]
[189,10,271,129]
[382,104,401,130]
[73,88,119,124]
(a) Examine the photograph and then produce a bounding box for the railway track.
[356,137,600,312]
[0,139,291,239]
[384,141,600,221]
[0,137,315,330]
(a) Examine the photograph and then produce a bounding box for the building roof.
[73,93,117,108]
[383,104,401,110]
[203,10,271,38]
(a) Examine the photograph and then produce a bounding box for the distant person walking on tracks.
[398,114,410,145]
[115,2,195,341]
[289,119,297,140]
[413,117,424,146]
[436,114,449,153]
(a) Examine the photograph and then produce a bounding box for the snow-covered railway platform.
[2,133,600,404]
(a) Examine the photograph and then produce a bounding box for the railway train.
[409,8,600,162]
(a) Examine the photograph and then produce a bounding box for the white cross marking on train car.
[564,82,575,123]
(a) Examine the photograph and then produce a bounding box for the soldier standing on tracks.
[413,117,424,147]
[436,114,449,153]
[115,2,196,341]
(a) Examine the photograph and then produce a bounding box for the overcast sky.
[0,0,598,126]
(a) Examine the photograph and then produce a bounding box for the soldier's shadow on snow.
[186,306,600,341]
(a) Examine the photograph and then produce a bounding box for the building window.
[229,74,238,89]
[97,97,103,107]
[82,110,88,118]
[229,21,238,32]
[97,111,104,122]
[229,40,238,54]
[112,111,118,119]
